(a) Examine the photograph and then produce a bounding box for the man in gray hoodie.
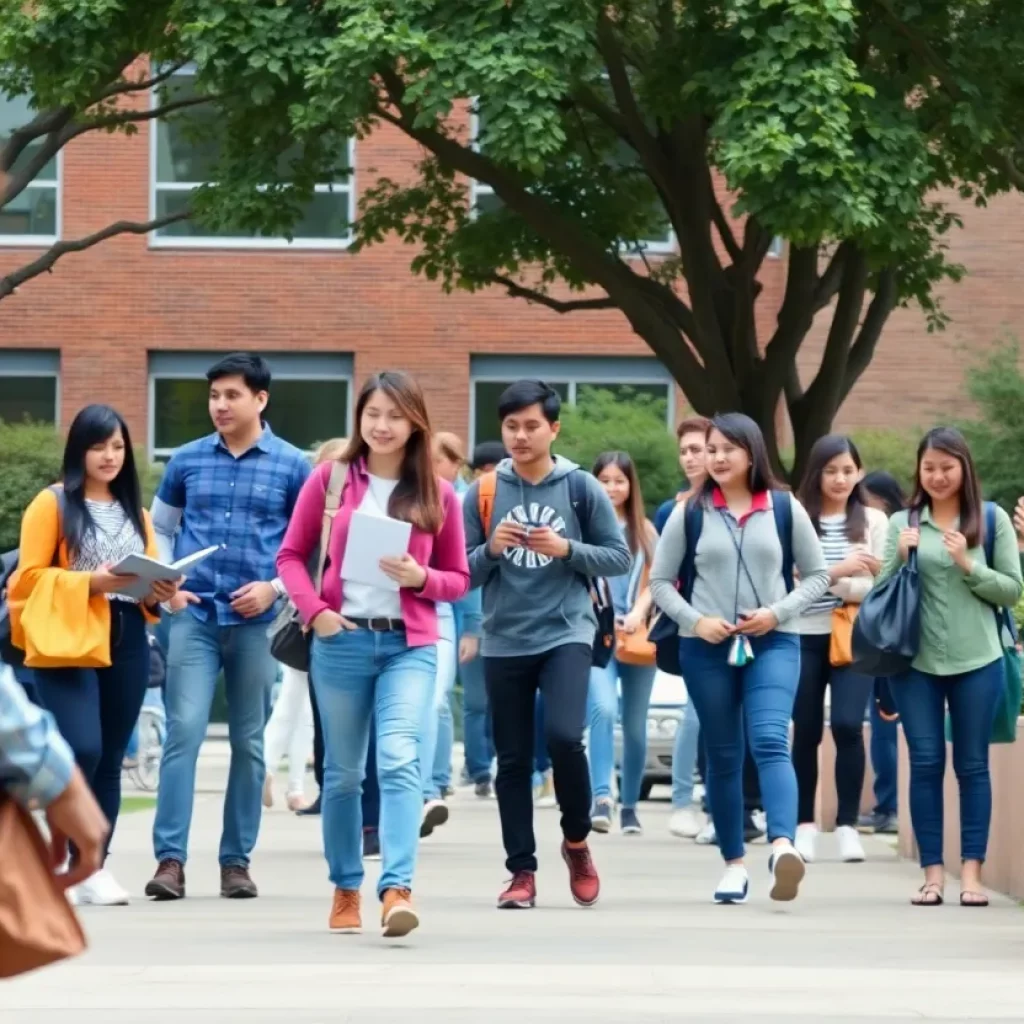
[463,380,631,911]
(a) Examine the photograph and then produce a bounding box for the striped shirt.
[71,499,144,602]
[802,514,849,618]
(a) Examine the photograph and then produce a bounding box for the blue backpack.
[649,491,795,675]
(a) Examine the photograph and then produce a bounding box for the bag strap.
[680,498,704,601]
[567,469,591,543]
[982,501,1018,643]
[771,490,794,593]
[478,470,497,536]
[313,462,348,589]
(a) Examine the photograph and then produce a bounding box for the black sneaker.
[296,795,321,817]
[590,799,614,834]
[474,779,493,799]
[620,808,642,835]
[858,810,898,835]
[363,829,381,861]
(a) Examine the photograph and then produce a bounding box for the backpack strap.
[567,469,591,543]
[982,501,1017,642]
[478,470,498,536]
[679,498,704,601]
[314,461,348,588]
[771,490,794,593]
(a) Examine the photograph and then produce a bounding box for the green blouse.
[876,506,1023,676]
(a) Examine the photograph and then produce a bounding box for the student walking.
[791,436,888,864]
[879,428,1021,906]
[586,451,658,836]
[146,354,310,901]
[463,380,631,910]
[650,413,829,905]
[9,404,179,905]
[277,371,469,938]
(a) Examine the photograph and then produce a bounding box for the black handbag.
[268,461,348,672]
[851,514,921,676]
[590,578,616,669]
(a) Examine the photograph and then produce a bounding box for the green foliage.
[554,388,679,512]
[959,339,1024,510]
[848,428,919,494]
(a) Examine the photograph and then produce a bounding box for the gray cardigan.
[649,493,830,636]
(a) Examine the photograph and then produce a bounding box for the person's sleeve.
[276,463,332,625]
[964,506,1024,607]
[139,510,162,624]
[831,507,889,605]
[420,484,471,603]
[768,499,831,626]
[875,512,905,586]
[564,475,632,578]
[464,480,500,589]
[151,454,186,564]
[454,585,483,637]
[0,664,74,808]
[287,453,312,517]
[649,501,702,633]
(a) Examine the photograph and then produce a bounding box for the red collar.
[711,487,770,525]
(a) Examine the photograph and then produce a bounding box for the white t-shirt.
[341,474,403,620]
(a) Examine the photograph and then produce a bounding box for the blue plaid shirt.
[152,424,310,626]
[0,663,74,808]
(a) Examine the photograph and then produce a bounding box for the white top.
[71,499,145,603]
[341,474,403,620]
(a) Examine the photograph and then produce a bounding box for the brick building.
[1,75,1022,459]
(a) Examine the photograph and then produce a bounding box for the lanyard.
[717,509,762,619]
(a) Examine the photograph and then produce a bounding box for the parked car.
[614,670,686,801]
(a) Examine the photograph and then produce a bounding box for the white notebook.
[110,545,220,601]
[340,511,412,592]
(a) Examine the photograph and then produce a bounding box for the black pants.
[697,730,762,813]
[792,633,874,827]
[308,673,324,791]
[485,643,592,873]
[32,602,149,859]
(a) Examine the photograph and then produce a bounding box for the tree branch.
[709,185,742,264]
[841,268,899,403]
[0,213,189,301]
[92,60,190,103]
[812,241,853,313]
[64,93,213,139]
[1,108,74,172]
[486,274,618,314]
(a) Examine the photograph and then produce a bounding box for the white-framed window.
[147,351,353,458]
[149,67,354,249]
[469,355,675,447]
[0,93,61,245]
[469,109,674,256]
[0,349,60,425]
[768,236,785,259]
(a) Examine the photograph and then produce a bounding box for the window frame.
[0,349,61,425]
[0,107,63,247]
[146,351,354,458]
[468,355,676,449]
[148,68,356,251]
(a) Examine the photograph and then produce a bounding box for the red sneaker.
[561,841,600,907]
[497,870,536,909]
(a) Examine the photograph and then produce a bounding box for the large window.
[150,69,354,248]
[0,93,60,243]
[148,352,352,458]
[0,350,59,424]
[470,356,673,447]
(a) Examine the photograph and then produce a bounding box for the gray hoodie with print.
[463,456,632,657]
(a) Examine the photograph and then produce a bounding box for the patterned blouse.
[70,500,145,602]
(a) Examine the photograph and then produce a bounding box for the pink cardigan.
[276,459,470,647]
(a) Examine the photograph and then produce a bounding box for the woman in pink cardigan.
[277,371,469,939]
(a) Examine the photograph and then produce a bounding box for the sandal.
[911,883,944,906]
[959,890,989,908]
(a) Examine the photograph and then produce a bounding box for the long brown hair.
[910,426,983,547]
[592,450,653,563]
[343,372,442,533]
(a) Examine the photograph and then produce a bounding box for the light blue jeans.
[310,628,436,896]
[587,656,656,807]
[422,606,457,800]
[153,612,276,867]
[671,697,701,807]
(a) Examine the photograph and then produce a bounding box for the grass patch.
[120,795,156,814]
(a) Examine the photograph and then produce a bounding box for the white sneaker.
[769,843,806,902]
[794,823,818,863]
[75,868,130,906]
[695,821,717,845]
[534,770,557,808]
[669,804,705,839]
[713,864,749,904]
[836,825,866,863]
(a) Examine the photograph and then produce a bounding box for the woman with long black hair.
[9,404,179,905]
[650,413,829,905]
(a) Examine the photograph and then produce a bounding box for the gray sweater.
[649,493,830,636]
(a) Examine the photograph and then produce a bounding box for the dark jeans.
[893,659,1003,867]
[698,732,761,813]
[33,602,149,860]
[792,633,874,827]
[680,631,800,862]
[485,643,592,873]
[534,692,551,775]
[308,672,324,792]
[869,681,899,816]
[363,718,380,830]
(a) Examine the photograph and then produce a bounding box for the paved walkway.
[6,742,1024,1022]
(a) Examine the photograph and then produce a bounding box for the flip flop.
[911,883,944,906]
[959,890,989,907]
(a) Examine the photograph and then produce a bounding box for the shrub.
[848,428,919,494]
[554,387,679,511]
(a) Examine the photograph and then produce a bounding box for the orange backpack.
[477,471,498,534]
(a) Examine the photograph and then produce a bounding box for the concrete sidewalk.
[5,742,1024,1022]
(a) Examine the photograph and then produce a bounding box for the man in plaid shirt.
[146,353,310,902]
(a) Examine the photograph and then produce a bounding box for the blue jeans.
[152,613,276,867]
[672,697,701,808]
[424,608,457,798]
[679,632,800,862]
[461,653,492,783]
[892,659,1002,867]
[587,657,656,806]
[869,681,899,816]
[310,628,436,896]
